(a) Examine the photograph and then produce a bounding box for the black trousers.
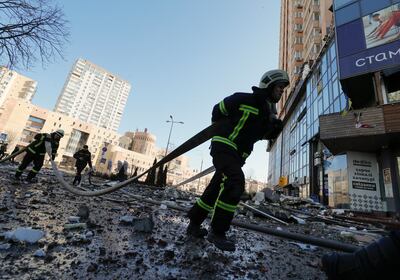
[73,164,87,184]
[15,152,45,179]
[187,150,245,233]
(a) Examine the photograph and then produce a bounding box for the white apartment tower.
[54,59,131,131]
[0,67,37,108]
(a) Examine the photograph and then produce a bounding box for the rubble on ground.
[0,163,392,279]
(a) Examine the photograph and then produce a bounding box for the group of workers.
[1,69,398,279]
[8,129,92,185]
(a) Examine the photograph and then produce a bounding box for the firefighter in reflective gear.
[187,70,289,251]
[72,145,93,186]
[15,129,64,182]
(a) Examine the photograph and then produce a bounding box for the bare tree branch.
[0,0,69,70]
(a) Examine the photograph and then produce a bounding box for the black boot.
[207,230,235,251]
[186,222,208,238]
[321,231,400,280]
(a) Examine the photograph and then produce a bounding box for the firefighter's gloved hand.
[264,119,283,140]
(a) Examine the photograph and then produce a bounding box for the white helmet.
[54,129,65,137]
[259,69,289,89]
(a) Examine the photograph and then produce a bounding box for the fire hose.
[0,142,34,163]
[40,123,363,252]
[46,122,218,196]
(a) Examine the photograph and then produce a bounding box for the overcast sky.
[21,0,281,182]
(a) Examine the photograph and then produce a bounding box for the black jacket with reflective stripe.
[73,149,92,168]
[27,133,59,157]
[211,89,277,158]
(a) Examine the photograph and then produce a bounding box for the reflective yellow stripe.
[28,147,36,154]
[196,199,213,212]
[228,111,249,141]
[31,168,39,173]
[34,135,45,148]
[216,200,236,213]
[219,101,228,116]
[211,174,227,221]
[239,104,259,115]
[211,136,237,150]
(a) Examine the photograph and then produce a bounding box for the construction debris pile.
[0,163,395,279]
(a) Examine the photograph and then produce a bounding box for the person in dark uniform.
[186,70,289,251]
[10,146,20,163]
[15,129,64,182]
[0,142,8,159]
[72,145,93,186]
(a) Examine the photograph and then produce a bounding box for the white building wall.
[0,67,37,107]
[54,59,131,131]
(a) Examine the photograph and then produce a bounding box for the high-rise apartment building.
[54,59,131,131]
[0,67,37,107]
[278,0,333,118]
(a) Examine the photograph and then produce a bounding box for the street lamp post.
[165,115,184,156]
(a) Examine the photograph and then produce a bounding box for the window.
[295,11,303,18]
[313,27,321,36]
[295,24,303,31]
[313,44,321,54]
[313,12,320,21]
[295,36,303,44]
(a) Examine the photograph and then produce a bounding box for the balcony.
[319,103,400,154]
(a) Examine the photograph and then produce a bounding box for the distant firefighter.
[0,142,8,160]
[15,129,64,182]
[10,146,20,163]
[73,145,93,186]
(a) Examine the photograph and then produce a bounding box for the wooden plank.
[383,103,400,133]
[320,107,385,140]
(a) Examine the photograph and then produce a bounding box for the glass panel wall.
[271,40,350,198]
[325,154,350,208]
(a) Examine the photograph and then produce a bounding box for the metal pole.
[165,115,174,156]
[165,115,184,156]
[119,190,361,253]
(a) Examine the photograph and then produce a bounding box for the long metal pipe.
[231,220,360,253]
[118,190,361,253]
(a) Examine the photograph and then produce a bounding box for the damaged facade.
[269,0,400,214]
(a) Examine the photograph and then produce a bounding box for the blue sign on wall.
[335,2,400,79]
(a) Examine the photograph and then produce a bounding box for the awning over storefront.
[320,104,400,155]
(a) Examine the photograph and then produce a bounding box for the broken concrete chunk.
[33,249,46,257]
[132,216,154,233]
[253,192,265,203]
[159,204,167,210]
[4,227,45,244]
[290,215,306,224]
[289,242,318,251]
[120,215,135,224]
[0,243,11,250]
[77,205,90,220]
